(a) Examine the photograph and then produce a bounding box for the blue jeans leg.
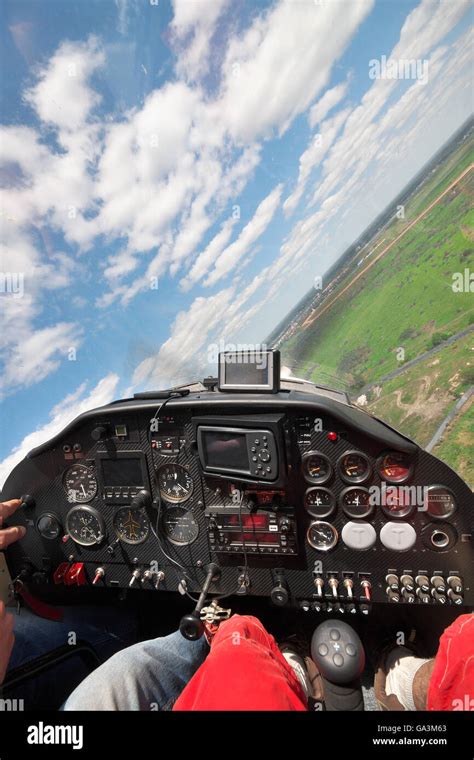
[62,630,209,711]
[7,604,138,709]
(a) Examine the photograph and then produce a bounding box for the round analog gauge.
[158,464,193,504]
[36,512,61,540]
[381,487,415,519]
[424,486,456,520]
[338,451,372,484]
[340,487,374,519]
[302,452,332,485]
[306,521,338,551]
[65,505,105,547]
[63,464,97,503]
[162,507,199,546]
[113,508,150,545]
[304,487,336,519]
[377,451,413,483]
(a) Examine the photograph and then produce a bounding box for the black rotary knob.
[270,582,289,607]
[91,425,109,441]
[20,494,35,509]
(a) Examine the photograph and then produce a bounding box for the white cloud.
[0,322,83,398]
[309,80,349,128]
[203,183,283,287]
[115,0,131,35]
[24,37,104,135]
[0,374,120,490]
[171,0,231,82]
[283,107,351,216]
[180,216,236,292]
[218,0,374,142]
[132,286,235,390]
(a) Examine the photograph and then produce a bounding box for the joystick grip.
[179,611,205,641]
[311,619,365,685]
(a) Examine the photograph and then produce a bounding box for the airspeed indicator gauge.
[63,464,97,503]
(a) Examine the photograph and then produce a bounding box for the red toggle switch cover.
[64,562,87,586]
[53,562,69,585]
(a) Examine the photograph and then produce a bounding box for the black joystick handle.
[179,563,221,641]
[311,619,366,711]
[179,611,204,641]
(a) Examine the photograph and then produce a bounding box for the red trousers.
[427,613,474,711]
[173,615,307,711]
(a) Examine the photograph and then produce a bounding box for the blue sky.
[0,0,472,483]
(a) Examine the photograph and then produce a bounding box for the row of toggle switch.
[300,599,372,616]
[53,563,165,589]
[385,573,464,604]
[312,574,372,602]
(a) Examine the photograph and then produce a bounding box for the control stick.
[179,563,221,640]
[311,620,366,711]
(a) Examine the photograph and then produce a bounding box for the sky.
[0,0,472,486]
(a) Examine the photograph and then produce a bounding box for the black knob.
[31,571,49,585]
[387,589,401,603]
[91,425,109,441]
[20,494,35,509]
[270,582,289,607]
[401,589,415,603]
[279,518,290,533]
[179,612,205,641]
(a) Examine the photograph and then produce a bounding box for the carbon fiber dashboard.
[1,385,473,614]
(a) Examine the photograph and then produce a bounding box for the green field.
[366,333,473,445]
[432,397,474,487]
[282,135,474,484]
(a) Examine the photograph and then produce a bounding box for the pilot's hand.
[0,499,27,550]
[0,600,14,684]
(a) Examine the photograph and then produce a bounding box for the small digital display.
[222,361,269,387]
[201,431,249,471]
[218,350,279,392]
[101,458,143,487]
[222,514,268,529]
